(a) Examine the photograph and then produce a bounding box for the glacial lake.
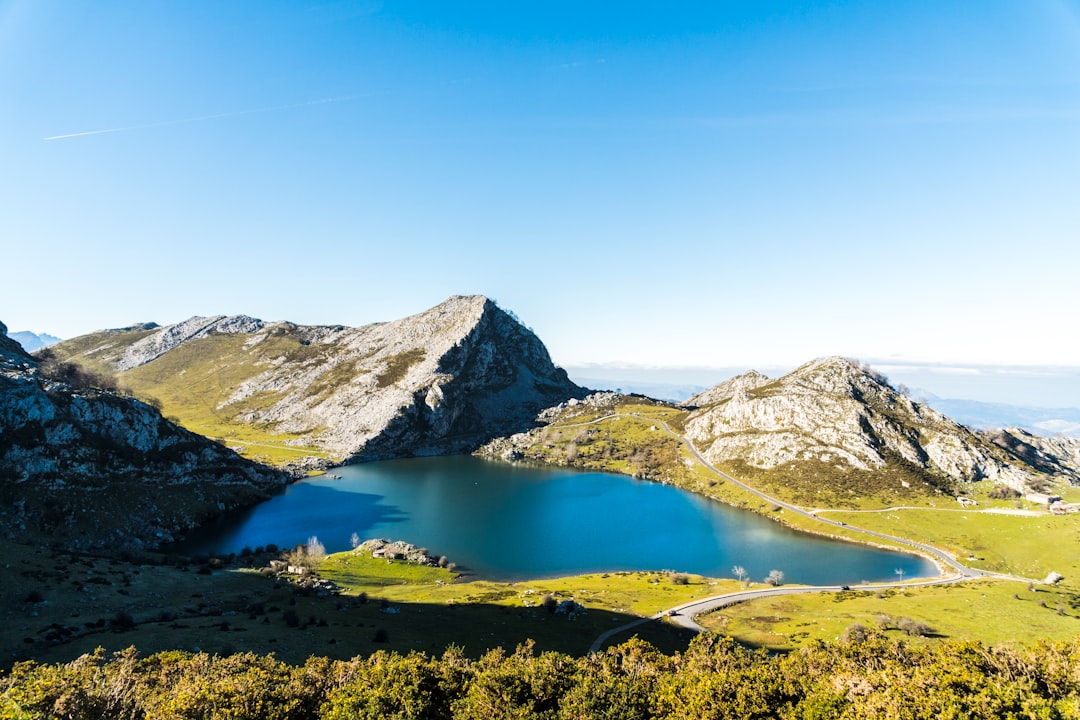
[177,455,935,584]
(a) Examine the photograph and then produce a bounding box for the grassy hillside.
[119,333,334,464]
[698,579,1080,651]
[53,330,335,466]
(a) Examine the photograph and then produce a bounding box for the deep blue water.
[178,455,935,583]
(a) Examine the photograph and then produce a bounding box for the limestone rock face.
[985,428,1080,483]
[0,322,290,551]
[682,357,1038,491]
[118,315,265,370]
[51,296,587,463]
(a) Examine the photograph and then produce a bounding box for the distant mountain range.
[8,330,61,352]
[911,391,1080,438]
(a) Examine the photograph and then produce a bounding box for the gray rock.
[0,339,290,551]
[59,296,587,462]
[681,357,1041,491]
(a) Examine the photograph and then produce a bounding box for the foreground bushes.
[2,633,1079,719]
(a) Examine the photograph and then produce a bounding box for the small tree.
[894,568,905,583]
[285,535,327,572]
[896,617,933,637]
[350,532,361,550]
[732,565,748,587]
[764,569,785,586]
[306,536,326,566]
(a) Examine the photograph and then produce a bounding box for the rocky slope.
[0,321,290,551]
[681,357,1048,494]
[50,296,586,464]
[984,428,1080,484]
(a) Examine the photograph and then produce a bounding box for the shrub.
[896,617,933,636]
[110,612,136,631]
[989,485,1021,500]
[841,623,870,644]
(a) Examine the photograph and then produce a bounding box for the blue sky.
[3,1,1079,376]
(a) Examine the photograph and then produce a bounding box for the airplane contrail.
[43,96,353,141]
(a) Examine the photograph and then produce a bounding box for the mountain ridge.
[0,322,290,551]
[681,356,1049,494]
[49,295,587,465]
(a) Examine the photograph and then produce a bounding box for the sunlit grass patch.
[698,579,1080,651]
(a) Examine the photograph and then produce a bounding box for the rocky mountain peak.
[684,369,772,407]
[985,428,1080,483]
[48,296,586,464]
[784,356,893,398]
[682,358,1038,494]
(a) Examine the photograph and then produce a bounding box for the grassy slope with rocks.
[0,324,290,552]
[477,382,1080,650]
[48,296,586,468]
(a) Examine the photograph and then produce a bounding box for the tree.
[732,565,748,587]
[349,532,360,549]
[306,536,326,566]
[764,569,785,586]
[895,567,905,582]
[285,536,327,572]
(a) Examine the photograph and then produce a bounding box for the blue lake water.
[179,455,935,583]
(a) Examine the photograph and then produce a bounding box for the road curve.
[646,415,987,579]
[588,576,969,653]
[585,412,1031,654]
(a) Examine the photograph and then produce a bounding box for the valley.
[3,299,1080,691]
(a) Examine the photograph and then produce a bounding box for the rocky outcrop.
[0,324,290,551]
[357,538,445,567]
[50,296,587,463]
[117,315,264,370]
[985,428,1080,483]
[682,357,1040,492]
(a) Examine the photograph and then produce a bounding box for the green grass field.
[697,579,1080,651]
[817,507,1080,579]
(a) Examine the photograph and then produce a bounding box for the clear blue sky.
[3,0,1079,370]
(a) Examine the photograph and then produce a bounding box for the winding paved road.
[587,412,1029,653]
[587,575,970,653]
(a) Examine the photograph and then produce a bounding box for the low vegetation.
[5,633,1080,719]
[717,456,948,510]
[375,348,426,388]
